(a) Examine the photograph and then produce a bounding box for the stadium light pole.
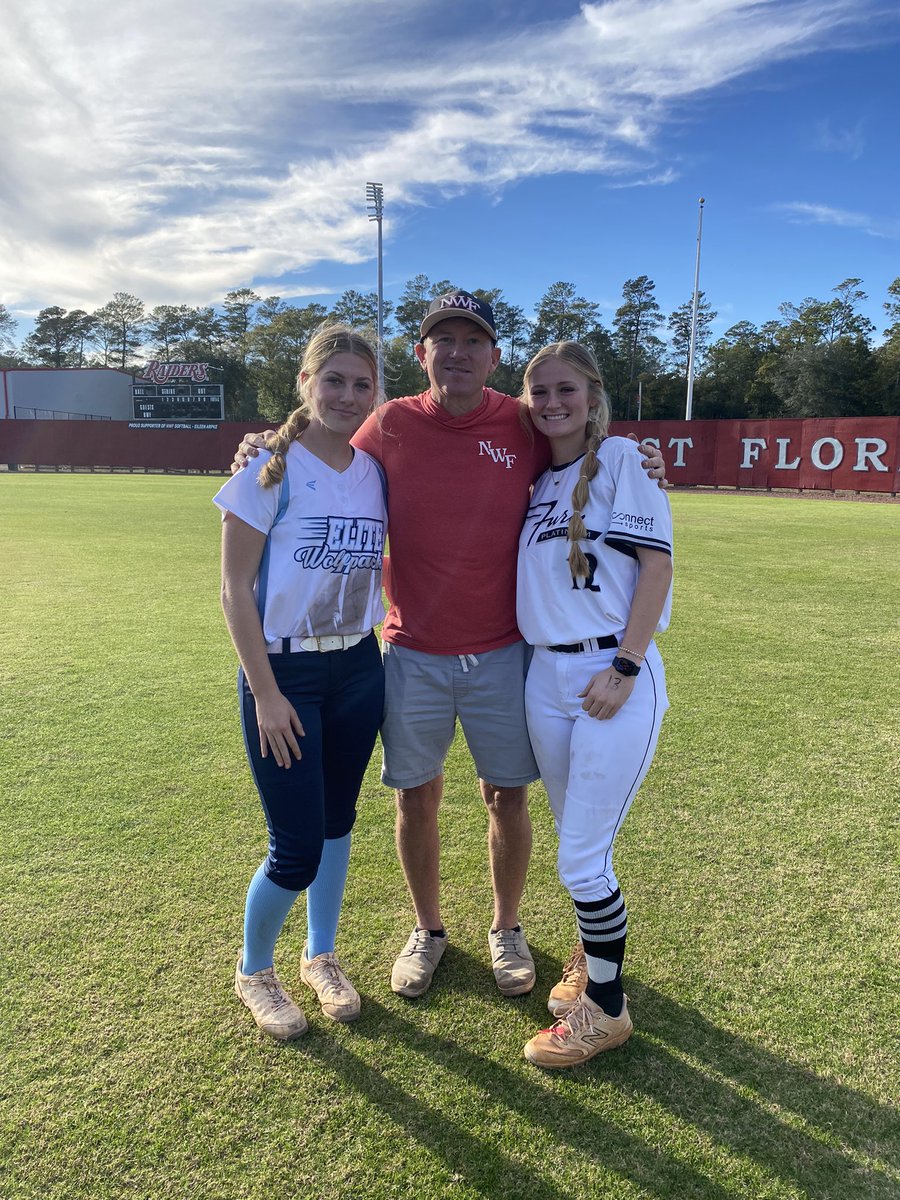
[685,196,705,421]
[366,182,385,395]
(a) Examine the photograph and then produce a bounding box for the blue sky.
[2,0,899,346]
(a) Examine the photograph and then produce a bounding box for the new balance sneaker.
[300,946,361,1023]
[390,927,448,997]
[547,943,588,1016]
[488,926,536,996]
[234,958,308,1041]
[524,993,633,1068]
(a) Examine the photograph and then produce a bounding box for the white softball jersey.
[517,436,673,646]
[213,442,386,645]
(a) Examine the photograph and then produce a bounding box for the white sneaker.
[300,946,361,1022]
[234,958,308,1041]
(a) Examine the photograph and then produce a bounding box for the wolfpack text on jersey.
[213,441,386,645]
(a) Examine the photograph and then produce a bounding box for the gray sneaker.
[234,958,308,1041]
[301,946,361,1022]
[489,926,536,996]
[390,927,448,997]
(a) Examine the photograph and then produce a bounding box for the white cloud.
[813,118,866,159]
[776,202,900,240]
[0,0,891,310]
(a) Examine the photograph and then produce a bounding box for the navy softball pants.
[238,632,384,892]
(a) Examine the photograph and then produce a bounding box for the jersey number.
[571,552,601,592]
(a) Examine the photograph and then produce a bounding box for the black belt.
[547,635,619,654]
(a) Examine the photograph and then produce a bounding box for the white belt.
[267,632,366,654]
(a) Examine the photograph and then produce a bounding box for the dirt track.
[672,486,898,504]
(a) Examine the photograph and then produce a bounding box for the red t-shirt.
[353,388,549,655]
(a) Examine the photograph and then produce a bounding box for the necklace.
[549,459,573,486]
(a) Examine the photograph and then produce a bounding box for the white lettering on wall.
[774,438,800,470]
[853,438,889,472]
[668,437,693,467]
[740,438,767,468]
[811,437,844,470]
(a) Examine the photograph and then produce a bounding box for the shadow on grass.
[290,963,896,1200]
[303,999,732,1200]
[625,981,898,1191]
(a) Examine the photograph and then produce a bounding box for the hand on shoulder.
[231,430,275,474]
[625,432,668,488]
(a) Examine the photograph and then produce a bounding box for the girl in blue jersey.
[214,326,386,1040]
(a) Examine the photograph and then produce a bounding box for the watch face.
[613,656,639,677]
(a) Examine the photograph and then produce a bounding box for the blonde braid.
[568,426,605,580]
[258,407,310,489]
[521,340,612,582]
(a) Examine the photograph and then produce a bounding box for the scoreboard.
[132,381,224,421]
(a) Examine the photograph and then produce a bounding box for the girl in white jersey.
[213,326,386,1040]
[516,341,673,1068]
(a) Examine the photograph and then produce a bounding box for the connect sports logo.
[612,511,655,530]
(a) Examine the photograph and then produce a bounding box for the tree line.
[1,273,898,422]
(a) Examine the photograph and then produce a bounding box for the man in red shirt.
[234,291,665,1001]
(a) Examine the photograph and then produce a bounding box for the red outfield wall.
[0,421,269,474]
[612,417,900,494]
[1,416,899,493]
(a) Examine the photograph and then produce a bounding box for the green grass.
[1,476,898,1200]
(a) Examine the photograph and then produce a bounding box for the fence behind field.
[1,416,898,492]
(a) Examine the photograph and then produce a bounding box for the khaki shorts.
[380,640,539,790]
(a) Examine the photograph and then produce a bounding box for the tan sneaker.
[524,993,633,1068]
[390,927,448,997]
[300,946,361,1023]
[488,926,536,996]
[234,958,308,1041]
[547,943,588,1016]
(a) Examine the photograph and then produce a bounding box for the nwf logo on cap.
[420,290,498,340]
[440,295,480,313]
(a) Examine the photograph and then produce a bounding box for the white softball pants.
[524,643,669,903]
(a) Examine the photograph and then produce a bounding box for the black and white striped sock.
[573,889,627,1017]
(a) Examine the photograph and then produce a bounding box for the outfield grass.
[1,476,898,1200]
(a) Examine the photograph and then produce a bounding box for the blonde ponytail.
[567,425,605,580]
[258,407,310,489]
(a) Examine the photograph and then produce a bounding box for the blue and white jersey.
[517,436,673,646]
[213,441,386,644]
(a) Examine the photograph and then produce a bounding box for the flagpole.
[366,182,385,396]
[685,196,705,421]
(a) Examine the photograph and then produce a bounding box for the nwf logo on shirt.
[478,440,517,468]
[293,516,384,575]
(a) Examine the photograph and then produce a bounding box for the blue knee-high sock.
[241,863,301,975]
[306,833,352,958]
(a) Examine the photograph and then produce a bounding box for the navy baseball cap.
[419,290,497,341]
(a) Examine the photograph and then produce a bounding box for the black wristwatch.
[612,656,641,677]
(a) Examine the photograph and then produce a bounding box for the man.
[233,291,666,1000]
